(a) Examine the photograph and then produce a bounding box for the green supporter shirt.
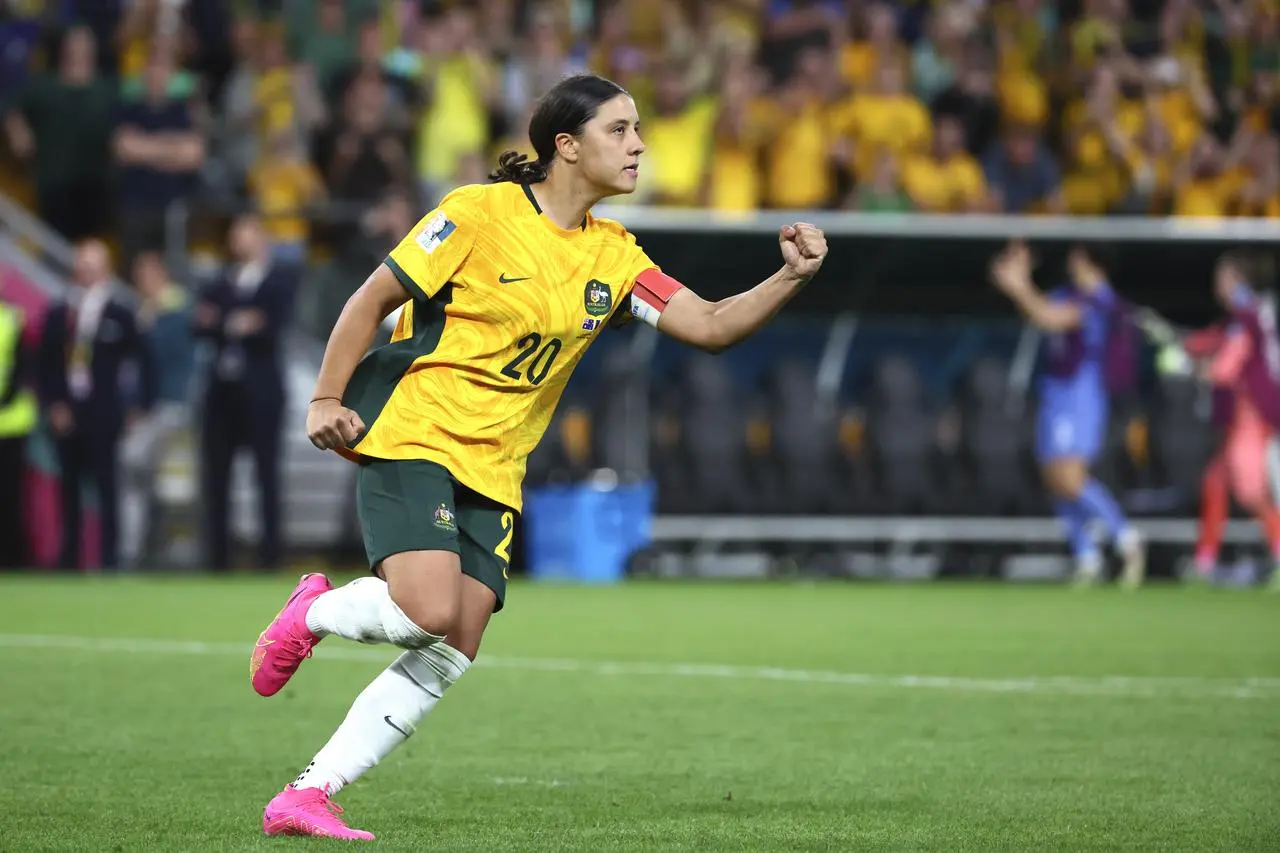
[15,75,116,188]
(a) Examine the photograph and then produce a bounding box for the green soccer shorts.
[355,458,515,611]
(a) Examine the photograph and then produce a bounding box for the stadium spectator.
[249,124,325,268]
[295,0,356,97]
[1172,133,1237,216]
[831,60,932,184]
[413,4,498,207]
[901,113,989,212]
[119,251,193,569]
[194,214,294,572]
[762,0,843,82]
[0,288,36,570]
[39,240,151,572]
[502,5,586,136]
[1115,101,1176,213]
[317,74,409,203]
[328,16,416,122]
[588,0,651,98]
[982,123,1064,214]
[766,45,837,209]
[853,151,912,212]
[4,25,115,242]
[113,45,206,269]
[641,64,718,207]
[707,58,771,212]
[841,2,907,92]
[933,39,1000,156]
[63,0,125,76]
[911,3,970,106]
[1234,131,1280,217]
[1060,64,1145,215]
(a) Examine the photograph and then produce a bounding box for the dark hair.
[1220,250,1275,289]
[1073,241,1117,279]
[490,74,630,184]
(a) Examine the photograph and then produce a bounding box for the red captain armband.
[629,269,685,328]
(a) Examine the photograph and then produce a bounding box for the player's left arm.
[629,223,827,354]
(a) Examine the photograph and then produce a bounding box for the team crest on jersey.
[584,279,613,317]
[433,503,457,532]
[415,212,456,255]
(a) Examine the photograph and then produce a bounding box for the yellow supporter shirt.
[840,43,908,91]
[765,100,833,208]
[900,153,985,212]
[1173,173,1241,217]
[341,182,657,511]
[1061,98,1145,212]
[250,158,323,244]
[1153,89,1203,154]
[418,56,493,184]
[997,68,1048,127]
[255,68,296,140]
[644,97,718,206]
[709,100,773,212]
[831,93,932,179]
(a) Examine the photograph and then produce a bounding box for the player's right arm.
[989,240,1082,333]
[308,188,483,450]
[632,224,828,354]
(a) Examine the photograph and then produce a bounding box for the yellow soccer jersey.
[341,181,657,511]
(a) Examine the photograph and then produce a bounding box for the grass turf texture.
[0,577,1276,852]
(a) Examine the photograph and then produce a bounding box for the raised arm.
[989,240,1082,333]
[639,223,828,354]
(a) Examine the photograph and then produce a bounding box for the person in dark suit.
[38,240,152,570]
[194,214,296,571]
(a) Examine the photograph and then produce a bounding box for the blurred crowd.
[0,0,1276,272]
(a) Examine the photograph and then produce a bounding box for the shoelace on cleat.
[293,788,347,821]
[276,633,316,669]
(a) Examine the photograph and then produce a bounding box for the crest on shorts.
[415,212,456,255]
[584,279,613,317]
[433,503,457,532]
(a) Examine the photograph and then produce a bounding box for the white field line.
[0,633,1277,701]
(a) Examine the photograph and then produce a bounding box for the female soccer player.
[1179,252,1280,586]
[249,74,828,840]
[990,240,1145,588]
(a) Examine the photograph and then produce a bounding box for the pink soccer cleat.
[262,785,375,841]
[250,573,332,697]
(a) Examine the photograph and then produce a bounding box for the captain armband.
[629,269,685,328]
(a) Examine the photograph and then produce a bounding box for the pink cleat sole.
[263,786,374,841]
[250,573,333,697]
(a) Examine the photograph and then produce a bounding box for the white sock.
[305,577,442,648]
[291,643,471,794]
[1116,527,1143,555]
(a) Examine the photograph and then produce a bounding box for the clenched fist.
[307,398,366,450]
[779,223,828,279]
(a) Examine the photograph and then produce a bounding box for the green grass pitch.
[0,576,1277,852]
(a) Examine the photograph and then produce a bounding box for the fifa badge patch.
[433,503,457,532]
[584,279,613,317]
[415,212,456,255]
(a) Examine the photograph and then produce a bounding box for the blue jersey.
[1036,283,1116,461]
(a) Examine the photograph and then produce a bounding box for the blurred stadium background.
[1,2,1279,850]
[2,0,1278,582]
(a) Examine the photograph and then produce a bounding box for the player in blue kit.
[991,240,1145,587]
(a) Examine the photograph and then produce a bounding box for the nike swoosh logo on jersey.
[498,273,531,284]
